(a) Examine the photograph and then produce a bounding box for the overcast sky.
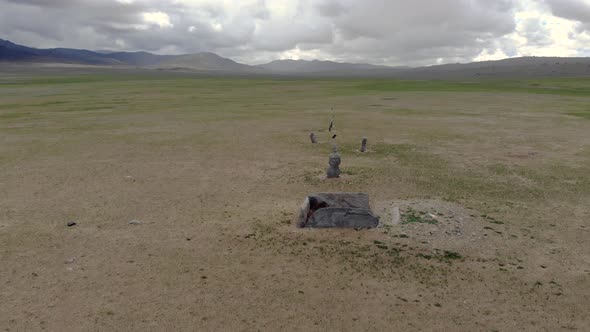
[1,0,589,66]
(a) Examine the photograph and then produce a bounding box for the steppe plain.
[1,66,589,331]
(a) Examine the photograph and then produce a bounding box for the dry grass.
[0,69,589,331]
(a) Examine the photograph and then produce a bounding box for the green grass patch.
[401,208,438,225]
[350,78,590,97]
[0,112,33,119]
[416,250,463,263]
[442,250,462,260]
[373,240,389,250]
[565,111,590,119]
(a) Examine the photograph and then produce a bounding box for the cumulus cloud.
[143,12,174,29]
[542,0,590,36]
[0,0,587,65]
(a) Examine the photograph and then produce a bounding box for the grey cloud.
[0,0,255,53]
[0,0,529,65]
[314,0,517,65]
[253,20,334,51]
[521,17,553,47]
[246,0,271,20]
[316,1,348,17]
[543,0,590,23]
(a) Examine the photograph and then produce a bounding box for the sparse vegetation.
[1,69,588,331]
[401,208,438,225]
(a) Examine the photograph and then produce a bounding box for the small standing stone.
[310,132,318,144]
[360,137,368,152]
[66,221,77,227]
[327,145,341,178]
[392,207,400,225]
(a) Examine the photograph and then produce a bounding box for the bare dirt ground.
[0,70,589,331]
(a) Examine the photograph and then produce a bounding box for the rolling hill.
[152,52,256,72]
[0,38,254,72]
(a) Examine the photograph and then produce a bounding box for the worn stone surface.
[326,146,341,178]
[298,192,379,228]
[360,137,368,152]
[309,192,370,210]
[306,208,379,228]
[298,196,311,227]
[310,132,318,144]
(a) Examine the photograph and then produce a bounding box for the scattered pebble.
[67,221,77,227]
[128,220,143,225]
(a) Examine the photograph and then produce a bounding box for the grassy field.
[1,69,589,331]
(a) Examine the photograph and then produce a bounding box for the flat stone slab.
[298,192,379,228]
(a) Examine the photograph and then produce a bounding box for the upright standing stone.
[310,132,318,144]
[392,207,400,225]
[360,137,368,152]
[327,145,341,178]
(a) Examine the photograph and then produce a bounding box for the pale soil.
[0,75,589,331]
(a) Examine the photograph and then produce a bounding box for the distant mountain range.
[0,38,254,71]
[256,59,400,73]
[2,38,590,78]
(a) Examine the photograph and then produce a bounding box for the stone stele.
[360,137,368,152]
[297,192,380,228]
[326,146,341,178]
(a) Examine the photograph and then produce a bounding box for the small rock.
[128,220,143,225]
[310,132,318,144]
[67,221,77,227]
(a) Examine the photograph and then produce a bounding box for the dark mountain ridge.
[0,38,251,71]
[2,38,590,78]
